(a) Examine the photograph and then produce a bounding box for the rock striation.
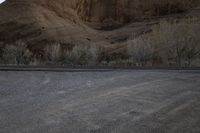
[4,0,200,27]
[0,0,199,48]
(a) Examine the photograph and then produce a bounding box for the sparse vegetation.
[155,20,200,66]
[44,43,62,63]
[0,19,200,67]
[127,34,155,66]
[1,41,32,65]
[128,19,200,67]
[0,41,103,66]
[62,44,102,65]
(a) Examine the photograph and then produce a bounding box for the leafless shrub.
[88,44,103,65]
[128,19,200,67]
[152,20,200,66]
[127,34,155,66]
[63,45,86,65]
[45,43,62,63]
[2,41,32,65]
[62,44,102,65]
[184,37,200,66]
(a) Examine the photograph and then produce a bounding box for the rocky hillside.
[0,0,200,66]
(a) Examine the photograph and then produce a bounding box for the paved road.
[0,70,200,133]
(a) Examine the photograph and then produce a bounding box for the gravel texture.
[0,70,200,133]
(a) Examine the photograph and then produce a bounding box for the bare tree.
[168,39,187,66]
[88,44,102,65]
[63,44,102,65]
[128,34,155,66]
[184,37,200,66]
[45,43,61,63]
[152,20,200,66]
[2,41,32,65]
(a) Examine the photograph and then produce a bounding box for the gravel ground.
[0,70,200,133]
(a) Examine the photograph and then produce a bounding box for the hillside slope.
[0,0,200,65]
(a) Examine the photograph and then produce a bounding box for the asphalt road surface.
[0,70,200,133]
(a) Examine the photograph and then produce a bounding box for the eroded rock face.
[6,0,200,27]
[78,0,199,27]
[50,0,200,26]
[0,0,199,45]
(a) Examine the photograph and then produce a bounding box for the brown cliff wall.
[6,0,200,26]
[77,0,200,28]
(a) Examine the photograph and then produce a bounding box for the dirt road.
[0,70,200,133]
